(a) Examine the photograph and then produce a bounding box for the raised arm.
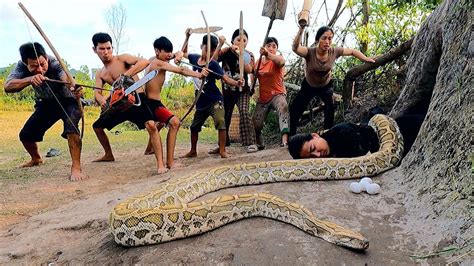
[150,59,205,79]
[211,34,226,61]
[119,54,150,77]
[260,47,285,68]
[181,28,192,58]
[342,48,375,63]
[292,26,308,58]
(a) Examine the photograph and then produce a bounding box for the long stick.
[18,2,84,138]
[251,18,274,93]
[180,11,211,123]
[238,11,244,92]
[45,78,111,91]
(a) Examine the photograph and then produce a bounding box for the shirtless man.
[143,36,209,172]
[91,32,152,163]
[4,42,87,181]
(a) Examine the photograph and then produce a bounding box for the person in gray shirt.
[4,42,87,181]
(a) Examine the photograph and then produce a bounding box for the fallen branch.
[342,37,414,107]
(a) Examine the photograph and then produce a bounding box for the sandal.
[46,148,61,157]
[208,146,219,154]
[246,144,259,153]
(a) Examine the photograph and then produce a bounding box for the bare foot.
[154,167,169,175]
[181,151,197,158]
[168,161,185,169]
[92,154,115,162]
[20,159,43,167]
[144,148,154,155]
[70,169,89,181]
[220,152,230,158]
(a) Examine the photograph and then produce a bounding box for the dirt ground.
[0,142,456,264]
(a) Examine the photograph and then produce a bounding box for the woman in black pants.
[289,25,375,135]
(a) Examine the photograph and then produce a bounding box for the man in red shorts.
[144,36,208,173]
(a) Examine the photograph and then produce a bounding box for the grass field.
[0,107,218,170]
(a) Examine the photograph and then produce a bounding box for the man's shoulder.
[46,55,63,74]
[149,57,166,67]
[6,61,29,80]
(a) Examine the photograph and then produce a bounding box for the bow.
[180,11,211,123]
[18,2,85,139]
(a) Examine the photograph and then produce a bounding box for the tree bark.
[327,0,344,27]
[360,0,369,54]
[342,37,414,106]
[390,0,472,245]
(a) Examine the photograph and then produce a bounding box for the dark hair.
[265,37,279,47]
[315,26,334,41]
[288,133,313,159]
[231,29,249,44]
[92,32,113,48]
[19,42,47,63]
[202,35,218,51]
[153,36,173,52]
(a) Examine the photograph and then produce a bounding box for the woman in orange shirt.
[253,37,289,148]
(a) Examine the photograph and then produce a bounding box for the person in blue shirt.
[181,33,243,158]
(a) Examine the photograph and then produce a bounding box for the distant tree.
[105,3,128,55]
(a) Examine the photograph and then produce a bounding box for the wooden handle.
[238,11,244,92]
[298,0,312,27]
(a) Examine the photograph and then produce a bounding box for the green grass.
[0,108,217,170]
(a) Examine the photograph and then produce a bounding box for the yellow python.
[109,115,404,250]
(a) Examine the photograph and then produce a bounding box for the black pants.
[289,79,335,135]
[20,99,81,142]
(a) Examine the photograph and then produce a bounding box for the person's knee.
[19,129,33,142]
[66,133,81,143]
[168,117,180,131]
[215,119,226,131]
[145,120,157,132]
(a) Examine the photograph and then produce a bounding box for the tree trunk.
[360,0,369,54]
[327,0,344,27]
[390,0,472,244]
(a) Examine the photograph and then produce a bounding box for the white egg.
[366,183,381,195]
[359,179,371,191]
[360,177,373,184]
[349,182,362,193]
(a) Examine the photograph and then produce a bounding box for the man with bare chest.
[142,36,208,173]
[91,32,152,163]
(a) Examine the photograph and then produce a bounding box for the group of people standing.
[4,24,376,181]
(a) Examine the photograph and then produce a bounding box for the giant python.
[109,114,404,250]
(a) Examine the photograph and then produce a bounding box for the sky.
[0,0,341,71]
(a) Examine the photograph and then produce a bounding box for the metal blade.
[124,70,158,95]
[190,26,222,34]
[262,0,287,20]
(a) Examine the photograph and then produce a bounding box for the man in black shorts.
[4,42,87,181]
[91,32,151,162]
